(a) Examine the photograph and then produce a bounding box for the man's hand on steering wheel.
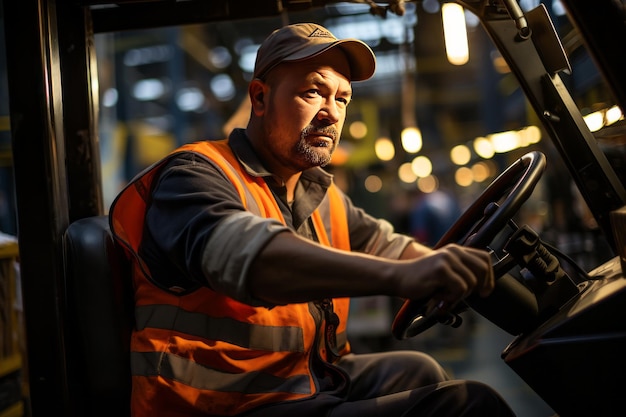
[396,243,495,315]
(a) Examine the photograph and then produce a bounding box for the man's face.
[259,48,353,174]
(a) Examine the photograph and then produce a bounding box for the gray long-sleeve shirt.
[139,128,414,306]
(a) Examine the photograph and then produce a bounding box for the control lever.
[504,225,566,283]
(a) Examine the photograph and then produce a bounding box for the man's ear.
[249,79,266,116]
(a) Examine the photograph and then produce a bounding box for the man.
[110,22,515,417]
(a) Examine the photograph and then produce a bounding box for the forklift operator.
[109,22,516,417]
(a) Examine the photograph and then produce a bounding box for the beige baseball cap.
[253,23,376,82]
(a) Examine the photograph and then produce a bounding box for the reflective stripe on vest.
[131,351,312,394]
[110,139,351,415]
[135,304,305,352]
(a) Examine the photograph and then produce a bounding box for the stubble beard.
[295,125,338,167]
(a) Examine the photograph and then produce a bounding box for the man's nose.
[317,99,341,124]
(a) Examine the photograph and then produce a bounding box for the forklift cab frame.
[2,1,626,416]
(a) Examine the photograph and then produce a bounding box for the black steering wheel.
[392,151,547,339]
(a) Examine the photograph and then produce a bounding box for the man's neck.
[276,172,301,203]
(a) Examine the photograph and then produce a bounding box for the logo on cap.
[309,28,335,39]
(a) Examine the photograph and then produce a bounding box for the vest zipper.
[317,298,341,362]
[310,299,350,396]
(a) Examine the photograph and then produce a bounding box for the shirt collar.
[228,128,334,188]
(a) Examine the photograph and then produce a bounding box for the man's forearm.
[247,231,402,304]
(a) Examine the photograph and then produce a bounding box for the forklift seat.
[63,215,133,417]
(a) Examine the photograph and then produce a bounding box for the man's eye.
[337,97,349,105]
[306,89,321,97]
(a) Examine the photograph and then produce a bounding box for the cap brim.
[284,39,376,82]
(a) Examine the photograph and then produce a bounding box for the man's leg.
[242,351,515,417]
[335,351,450,399]
[326,379,516,417]
[329,351,516,417]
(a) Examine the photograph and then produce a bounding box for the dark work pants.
[244,351,516,417]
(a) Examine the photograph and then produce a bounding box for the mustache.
[301,125,338,142]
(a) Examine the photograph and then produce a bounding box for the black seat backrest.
[63,215,133,417]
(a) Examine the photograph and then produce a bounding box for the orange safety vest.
[109,139,352,416]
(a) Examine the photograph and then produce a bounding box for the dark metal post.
[57,3,104,221]
[2,0,72,414]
